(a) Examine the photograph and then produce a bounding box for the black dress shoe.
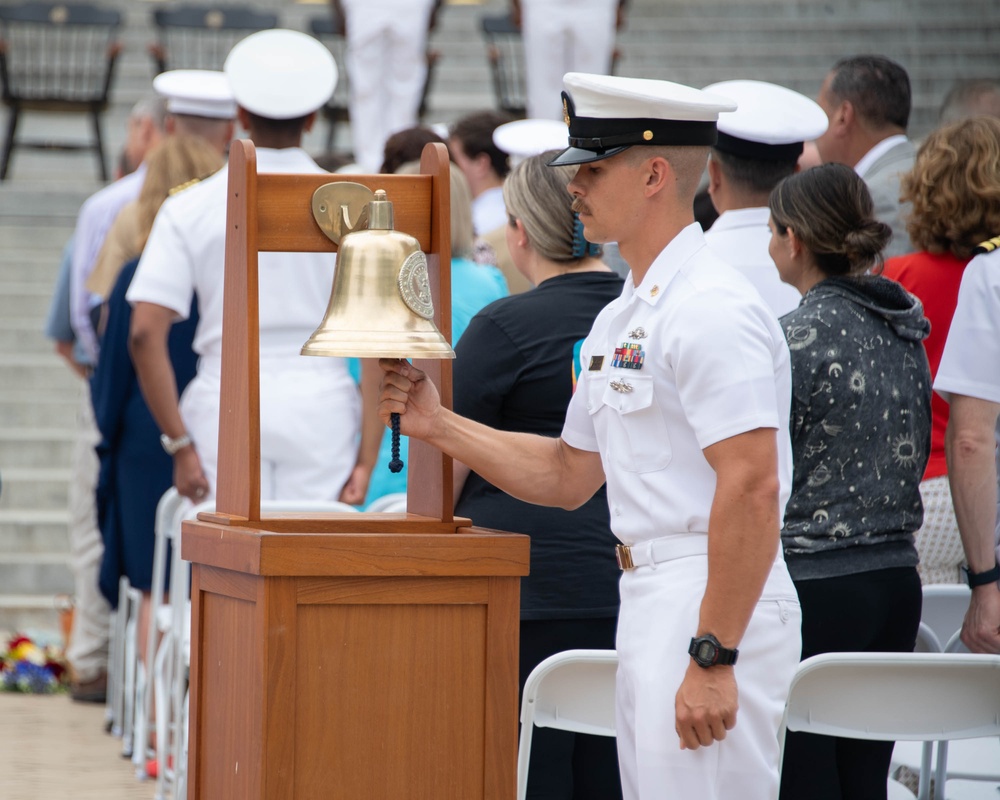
[70,670,107,704]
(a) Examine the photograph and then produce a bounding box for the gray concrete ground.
[0,692,155,800]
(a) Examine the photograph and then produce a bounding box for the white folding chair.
[516,649,618,800]
[781,652,1000,800]
[894,585,976,794]
[922,585,972,652]
[133,488,190,782]
[365,492,408,513]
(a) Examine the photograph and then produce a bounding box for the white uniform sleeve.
[126,198,195,320]
[935,253,1000,405]
[561,342,601,453]
[672,290,785,450]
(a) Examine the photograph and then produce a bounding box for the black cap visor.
[547,145,630,166]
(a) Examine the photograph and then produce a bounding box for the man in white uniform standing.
[335,0,438,173]
[379,73,801,799]
[703,80,827,318]
[934,238,1000,653]
[128,29,372,506]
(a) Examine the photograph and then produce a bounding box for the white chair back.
[516,649,618,800]
[782,652,1000,800]
[920,584,971,652]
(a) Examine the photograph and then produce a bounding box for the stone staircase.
[0,0,996,637]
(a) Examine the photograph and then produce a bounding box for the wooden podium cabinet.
[182,141,530,799]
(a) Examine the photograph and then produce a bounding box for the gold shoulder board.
[168,177,201,196]
[972,235,1000,255]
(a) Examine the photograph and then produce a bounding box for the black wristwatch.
[964,561,1000,589]
[688,634,739,668]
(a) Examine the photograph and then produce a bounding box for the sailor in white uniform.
[703,80,829,318]
[935,239,1000,653]
[128,30,371,506]
[378,72,802,799]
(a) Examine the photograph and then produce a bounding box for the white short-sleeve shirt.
[562,223,793,545]
[934,248,1000,547]
[704,207,801,318]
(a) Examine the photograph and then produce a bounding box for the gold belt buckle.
[615,544,634,570]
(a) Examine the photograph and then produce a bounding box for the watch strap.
[160,432,192,455]
[964,561,1000,588]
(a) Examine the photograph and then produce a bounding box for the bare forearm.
[427,408,598,510]
[699,430,781,647]
[946,396,1000,571]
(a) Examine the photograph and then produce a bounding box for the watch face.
[696,640,716,663]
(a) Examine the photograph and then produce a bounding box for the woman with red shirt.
[884,116,1000,584]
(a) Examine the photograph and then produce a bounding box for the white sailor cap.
[493,119,569,166]
[152,69,236,120]
[549,72,737,166]
[224,29,337,120]
[704,80,829,162]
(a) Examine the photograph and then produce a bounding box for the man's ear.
[302,111,317,134]
[644,154,674,197]
[833,100,854,137]
[706,156,722,195]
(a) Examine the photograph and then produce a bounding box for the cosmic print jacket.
[779,275,932,581]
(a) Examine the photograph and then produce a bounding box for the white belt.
[615,533,709,571]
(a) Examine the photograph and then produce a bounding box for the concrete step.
[0,552,74,595]
[0,428,77,469]
[0,391,78,428]
[0,321,57,354]
[0,594,69,640]
[0,509,70,554]
[0,286,58,319]
[0,468,70,511]
[0,354,81,391]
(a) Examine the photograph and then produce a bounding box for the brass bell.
[301,187,455,360]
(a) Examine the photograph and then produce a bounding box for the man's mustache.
[571,199,589,215]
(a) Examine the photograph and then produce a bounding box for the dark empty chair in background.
[148,3,277,75]
[0,1,123,181]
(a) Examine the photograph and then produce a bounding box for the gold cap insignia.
[562,98,571,127]
[643,130,654,141]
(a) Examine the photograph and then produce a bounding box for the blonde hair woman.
[87,135,224,301]
[884,116,1000,584]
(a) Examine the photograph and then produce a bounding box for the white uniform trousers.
[521,0,619,121]
[615,539,801,800]
[180,356,361,501]
[66,382,111,682]
[340,0,436,173]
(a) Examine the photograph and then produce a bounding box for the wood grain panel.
[194,590,261,799]
[296,576,488,605]
[484,577,522,799]
[294,603,487,799]
[261,578,297,799]
[256,173,433,252]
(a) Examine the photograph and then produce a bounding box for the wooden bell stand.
[181,140,530,799]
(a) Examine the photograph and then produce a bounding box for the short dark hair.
[711,148,798,195]
[380,126,448,175]
[244,111,311,140]
[449,109,514,178]
[829,55,911,131]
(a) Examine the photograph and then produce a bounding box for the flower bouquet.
[0,633,69,694]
